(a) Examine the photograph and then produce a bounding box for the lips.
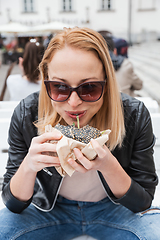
[66,111,86,119]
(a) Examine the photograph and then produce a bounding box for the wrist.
[22,156,37,177]
[97,154,117,175]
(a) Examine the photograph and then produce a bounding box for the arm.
[2,101,62,213]
[110,102,158,212]
[9,132,61,203]
[67,102,158,213]
[68,141,131,200]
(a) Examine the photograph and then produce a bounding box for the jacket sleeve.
[99,100,158,213]
[2,181,32,213]
[1,100,35,213]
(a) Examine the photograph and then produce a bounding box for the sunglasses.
[44,80,106,102]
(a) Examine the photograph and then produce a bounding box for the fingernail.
[73,148,78,153]
[90,138,95,147]
[67,158,73,164]
[58,134,62,138]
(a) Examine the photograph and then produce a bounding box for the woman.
[0,27,160,239]
[6,41,44,101]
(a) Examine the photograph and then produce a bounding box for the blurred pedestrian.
[112,36,128,57]
[43,35,50,50]
[98,30,128,57]
[6,41,44,101]
[103,35,143,97]
[0,37,4,67]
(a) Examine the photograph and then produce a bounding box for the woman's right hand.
[24,130,62,173]
[10,130,62,202]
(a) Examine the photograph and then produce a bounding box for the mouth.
[66,111,86,119]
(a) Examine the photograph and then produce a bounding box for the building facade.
[0,0,159,43]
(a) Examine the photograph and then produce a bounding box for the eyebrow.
[51,77,99,84]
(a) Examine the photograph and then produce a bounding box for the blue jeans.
[0,196,160,240]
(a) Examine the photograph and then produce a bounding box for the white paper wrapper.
[45,124,111,177]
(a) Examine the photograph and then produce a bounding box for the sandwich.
[45,120,111,177]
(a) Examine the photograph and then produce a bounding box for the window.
[138,0,156,11]
[101,0,112,10]
[23,0,35,13]
[62,0,73,12]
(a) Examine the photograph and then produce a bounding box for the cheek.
[51,102,61,114]
[93,98,103,113]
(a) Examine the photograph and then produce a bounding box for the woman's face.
[47,46,105,127]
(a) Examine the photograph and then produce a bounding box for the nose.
[68,91,82,107]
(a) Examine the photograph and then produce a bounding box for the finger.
[41,131,63,143]
[67,158,88,173]
[32,131,62,144]
[73,148,92,170]
[38,142,57,153]
[29,142,57,157]
[38,155,60,165]
[90,139,107,159]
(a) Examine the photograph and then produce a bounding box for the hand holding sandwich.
[9,130,62,202]
[68,139,131,199]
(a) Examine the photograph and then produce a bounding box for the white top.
[7,74,41,101]
[59,169,107,202]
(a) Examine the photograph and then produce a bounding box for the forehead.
[48,46,104,81]
[49,46,99,63]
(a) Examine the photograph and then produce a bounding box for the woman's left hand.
[67,139,113,173]
[67,139,131,199]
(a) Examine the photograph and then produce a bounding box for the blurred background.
[0,0,160,101]
[0,0,160,207]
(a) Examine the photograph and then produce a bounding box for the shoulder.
[8,92,39,153]
[20,91,39,110]
[120,58,133,69]
[22,91,39,105]
[115,58,133,77]
[121,93,151,131]
[7,74,22,82]
[7,74,23,89]
[10,92,39,140]
[14,92,39,122]
[121,92,143,110]
[121,92,148,116]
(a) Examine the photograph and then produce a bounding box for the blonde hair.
[37,27,125,150]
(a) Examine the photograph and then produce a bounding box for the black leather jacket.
[2,92,158,213]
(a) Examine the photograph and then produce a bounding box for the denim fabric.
[0,196,160,240]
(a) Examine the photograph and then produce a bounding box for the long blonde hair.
[37,27,125,150]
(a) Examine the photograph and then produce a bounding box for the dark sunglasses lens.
[46,82,70,101]
[78,82,103,102]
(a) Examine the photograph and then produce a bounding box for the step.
[128,62,160,105]
[129,54,160,71]
[129,47,160,61]
[129,41,160,56]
